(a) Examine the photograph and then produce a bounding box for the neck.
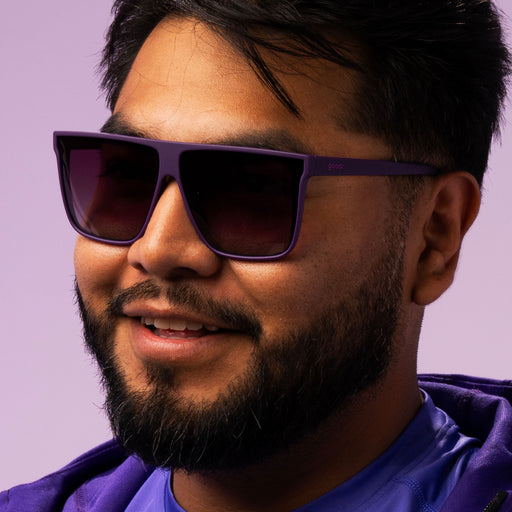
[172,369,422,512]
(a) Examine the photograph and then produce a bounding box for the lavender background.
[1,0,511,489]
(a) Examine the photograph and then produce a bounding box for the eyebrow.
[100,113,314,155]
[101,114,150,139]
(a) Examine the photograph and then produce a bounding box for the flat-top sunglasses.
[54,131,439,260]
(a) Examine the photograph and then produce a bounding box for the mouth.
[127,313,243,366]
[141,317,223,340]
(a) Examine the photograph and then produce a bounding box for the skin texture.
[74,18,481,512]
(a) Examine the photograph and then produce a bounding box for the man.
[2,0,511,511]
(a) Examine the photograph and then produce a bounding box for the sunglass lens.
[180,151,302,257]
[60,138,159,241]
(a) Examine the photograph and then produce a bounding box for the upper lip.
[122,302,233,331]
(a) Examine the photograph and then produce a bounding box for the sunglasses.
[54,131,439,261]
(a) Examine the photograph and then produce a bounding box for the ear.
[412,172,481,306]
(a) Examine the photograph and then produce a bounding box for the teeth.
[141,317,220,332]
[168,319,187,330]
[186,322,203,331]
[151,318,166,329]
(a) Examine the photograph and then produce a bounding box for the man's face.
[75,18,414,470]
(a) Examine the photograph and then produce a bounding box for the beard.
[77,234,405,473]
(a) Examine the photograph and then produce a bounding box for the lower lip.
[129,320,234,365]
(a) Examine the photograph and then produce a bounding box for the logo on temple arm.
[327,161,345,172]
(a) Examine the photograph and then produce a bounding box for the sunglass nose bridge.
[157,175,178,197]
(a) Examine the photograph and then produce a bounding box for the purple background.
[1,0,511,489]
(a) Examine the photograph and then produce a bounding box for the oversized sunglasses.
[54,131,439,261]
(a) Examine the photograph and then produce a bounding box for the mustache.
[107,280,262,341]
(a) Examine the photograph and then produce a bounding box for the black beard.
[77,238,404,473]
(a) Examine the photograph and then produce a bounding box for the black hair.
[100,0,510,185]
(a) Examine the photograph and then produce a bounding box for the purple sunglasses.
[54,131,439,260]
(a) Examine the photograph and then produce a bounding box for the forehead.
[114,17,391,159]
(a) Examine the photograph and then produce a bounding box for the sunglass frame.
[54,130,439,261]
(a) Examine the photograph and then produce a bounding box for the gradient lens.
[180,150,302,256]
[60,137,159,241]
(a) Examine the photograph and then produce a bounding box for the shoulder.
[419,373,512,445]
[420,374,512,511]
[0,440,155,512]
[419,374,512,426]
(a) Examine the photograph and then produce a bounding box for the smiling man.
[2,1,512,511]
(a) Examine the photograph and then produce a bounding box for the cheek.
[74,237,145,380]
[229,244,367,335]
[74,236,128,309]
[227,185,393,331]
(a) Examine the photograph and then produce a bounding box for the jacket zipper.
[483,491,508,512]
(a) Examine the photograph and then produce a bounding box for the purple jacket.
[2,374,512,512]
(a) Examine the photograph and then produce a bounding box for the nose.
[127,181,222,280]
